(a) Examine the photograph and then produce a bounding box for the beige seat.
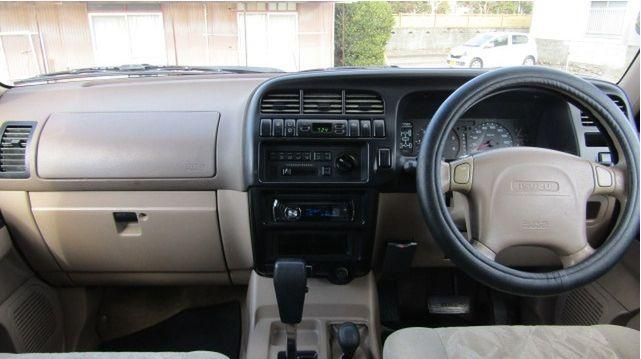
[0,352,228,359]
[384,325,640,359]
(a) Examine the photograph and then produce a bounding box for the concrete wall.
[387,27,530,56]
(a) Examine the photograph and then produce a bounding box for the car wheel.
[470,58,483,68]
[523,56,535,66]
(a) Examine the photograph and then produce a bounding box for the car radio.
[273,199,354,223]
[260,144,366,182]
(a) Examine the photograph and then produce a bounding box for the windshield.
[464,33,495,47]
[0,0,638,85]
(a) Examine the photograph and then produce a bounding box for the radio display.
[312,123,333,134]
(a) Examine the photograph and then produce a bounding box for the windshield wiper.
[15,64,283,85]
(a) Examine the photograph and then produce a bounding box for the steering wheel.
[417,67,640,296]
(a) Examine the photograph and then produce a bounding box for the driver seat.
[383,325,639,358]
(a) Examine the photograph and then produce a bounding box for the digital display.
[312,123,333,134]
[303,206,343,218]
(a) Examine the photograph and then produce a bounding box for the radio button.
[284,207,301,221]
[321,166,332,176]
[360,120,372,137]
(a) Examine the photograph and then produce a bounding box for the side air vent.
[607,94,627,115]
[0,122,34,177]
[303,90,342,114]
[260,91,301,113]
[581,94,628,127]
[345,91,384,114]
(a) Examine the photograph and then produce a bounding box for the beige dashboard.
[0,71,624,286]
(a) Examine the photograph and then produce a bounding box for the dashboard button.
[378,148,391,168]
[360,120,372,137]
[321,166,332,176]
[373,119,386,137]
[348,120,360,137]
[273,119,284,136]
[285,119,296,137]
[598,152,612,165]
[260,119,272,137]
[453,163,471,184]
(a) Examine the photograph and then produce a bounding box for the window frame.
[88,11,167,66]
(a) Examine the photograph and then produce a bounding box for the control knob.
[335,153,358,173]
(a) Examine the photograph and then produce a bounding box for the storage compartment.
[37,112,219,179]
[29,192,226,274]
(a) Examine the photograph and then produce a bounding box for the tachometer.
[467,122,513,154]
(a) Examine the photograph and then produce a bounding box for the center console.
[248,86,396,284]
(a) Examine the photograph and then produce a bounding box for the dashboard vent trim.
[302,90,343,114]
[0,122,35,178]
[260,91,301,114]
[345,91,384,114]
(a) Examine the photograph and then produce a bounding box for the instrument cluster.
[399,118,530,160]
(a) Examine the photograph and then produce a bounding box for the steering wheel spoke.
[591,162,626,199]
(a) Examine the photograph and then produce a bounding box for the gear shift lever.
[338,322,360,359]
[274,259,307,359]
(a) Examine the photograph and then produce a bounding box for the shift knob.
[273,259,307,324]
[338,322,360,359]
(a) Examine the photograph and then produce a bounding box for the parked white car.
[448,32,538,68]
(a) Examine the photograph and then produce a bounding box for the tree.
[335,2,395,67]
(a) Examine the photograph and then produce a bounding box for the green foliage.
[390,1,431,14]
[390,1,450,14]
[457,1,533,15]
[334,2,395,67]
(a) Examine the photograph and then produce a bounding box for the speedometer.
[467,122,513,154]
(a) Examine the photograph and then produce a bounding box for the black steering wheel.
[417,66,640,296]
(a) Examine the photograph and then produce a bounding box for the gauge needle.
[477,139,495,151]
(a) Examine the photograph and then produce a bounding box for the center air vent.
[0,122,35,178]
[261,91,300,113]
[303,90,342,114]
[345,91,384,114]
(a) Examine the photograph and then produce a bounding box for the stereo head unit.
[273,199,354,222]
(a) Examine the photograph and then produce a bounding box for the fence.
[395,14,531,29]
[587,7,626,36]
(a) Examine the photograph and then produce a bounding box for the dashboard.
[0,69,632,286]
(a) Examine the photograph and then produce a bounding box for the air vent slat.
[303,90,342,114]
[580,94,628,127]
[345,91,384,114]
[0,123,34,177]
[260,91,301,114]
[607,94,627,114]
